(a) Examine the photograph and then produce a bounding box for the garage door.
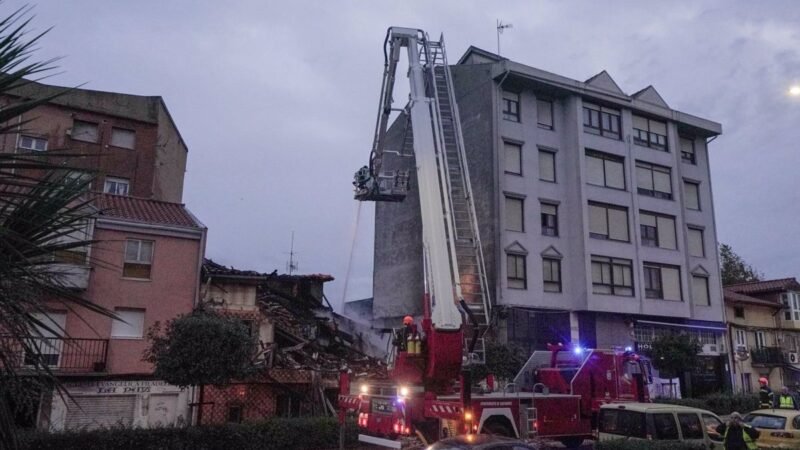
[65,395,135,430]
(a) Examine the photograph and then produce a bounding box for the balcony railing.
[0,336,108,373]
[750,346,785,366]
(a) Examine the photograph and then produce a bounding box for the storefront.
[46,379,190,431]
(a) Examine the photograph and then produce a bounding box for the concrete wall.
[154,101,188,202]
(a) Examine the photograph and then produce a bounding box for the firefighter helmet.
[759,377,769,385]
[403,316,414,325]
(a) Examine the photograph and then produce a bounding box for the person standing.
[758,377,773,409]
[775,386,799,410]
[716,412,759,450]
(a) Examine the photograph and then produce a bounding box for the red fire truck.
[340,27,651,448]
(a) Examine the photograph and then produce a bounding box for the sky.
[11,1,800,311]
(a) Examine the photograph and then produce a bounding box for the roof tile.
[726,278,800,295]
[95,193,202,228]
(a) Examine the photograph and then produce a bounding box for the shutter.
[589,204,608,236]
[111,309,144,338]
[65,395,135,430]
[504,142,521,174]
[537,100,553,127]
[505,197,523,231]
[650,120,667,135]
[685,182,700,209]
[541,203,556,216]
[605,159,625,189]
[661,267,682,301]
[636,165,653,190]
[586,154,605,185]
[591,262,603,283]
[680,137,694,155]
[640,213,656,227]
[657,216,676,249]
[633,115,648,130]
[539,151,555,181]
[608,208,629,241]
[653,169,671,194]
[692,276,710,306]
[110,128,136,149]
[688,228,704,257]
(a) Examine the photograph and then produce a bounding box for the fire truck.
[339,27,651,448]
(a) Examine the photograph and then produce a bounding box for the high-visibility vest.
[724,425,758,450]
[780,395,795,409]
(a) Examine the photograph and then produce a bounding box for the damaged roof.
[203,258,334,282]
[726,278,800,295]
[96,193,203,228]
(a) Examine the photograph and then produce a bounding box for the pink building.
[23,193,206,430]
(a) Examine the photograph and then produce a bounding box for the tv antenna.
[286,231,298,275]
[497,20,512,55]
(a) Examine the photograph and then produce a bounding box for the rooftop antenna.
[497,19,512,56]
[286,231,298,275]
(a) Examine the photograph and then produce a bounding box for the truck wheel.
[482,420,514,437]
[559,437,584,449]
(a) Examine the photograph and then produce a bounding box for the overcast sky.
[13,1,800,311]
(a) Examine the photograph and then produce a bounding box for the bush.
[596,440,705,450]
[18,417,359,450]
[655,393,760,415]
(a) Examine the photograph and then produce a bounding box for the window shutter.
[110,128,136,149]
[586,155,605,186]
[681,137,694,155]
[589,205,608,236]
[657,216,676,249]
[685,182,700,210]
[66,396,135,429]
[633,115,649,130]
[608,208,629,241]
[605,160,625,189]
[539,151,555,181]
[640,213,656,227]
[650,120,667,135]
[504,142,521,174]
[541,203,556,216]
[661,267,682,301]
[537,100,553,127]
[505,197,524,231]
[111,309,145,338]
[636,166,653,190]
[688,228,704,257]
[692,276,710,305]
[653,169,671,193]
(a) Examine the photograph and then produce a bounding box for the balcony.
[0,336,108,373]
[750,346,785,366]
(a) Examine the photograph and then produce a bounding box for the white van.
[599,403,724,447]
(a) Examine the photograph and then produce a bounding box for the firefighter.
[775,386,799,410]
[758,377,773,409]
[393,316,417,352]
[715,412,759,450]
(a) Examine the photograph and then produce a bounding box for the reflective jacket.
[722,424,759,450]
[778,394,798,409]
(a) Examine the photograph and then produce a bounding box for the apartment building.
[372,47,727,394]
[725,278,800,393]
[1,80,188,202]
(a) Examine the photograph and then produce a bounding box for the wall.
[153,101,188,202]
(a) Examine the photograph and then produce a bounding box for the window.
[644,263,682,301]
[678,413,704,440]
[680,137,696,164]
[688,227,704,257]
[538,150,556,182]
[684,181,700,210]
[19,135,47,151]
[702,414,724,442]
[227,405,243,423]
[636,162,672,199]
[505,196,524,232]
[542,257,561,293]
[502,91,520,122]
[53,249,88,265]
[734,306,745,319]
[639,212,676,249]
[653,413,680,440]
[537,99,553,129]
[783,294,792,321]
[589,202,629,242]
[104,177,130,196]
[507,253,527,289]
[110,128,136,149]
[598,409,647,439]
[591,256,633,296]
[123,239,153,279]
[504,141,522,175]
[583,102,621,139]
[585,150,625,190]
[633,115,668,150]
[735,329,746,346]
[540,203,558,236]
[71,120,99,143]
[110,308,145,339]
[741,374,752,394]
[692,275,710,306]
[755,331,766,349]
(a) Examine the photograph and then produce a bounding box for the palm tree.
[0,6,114,447]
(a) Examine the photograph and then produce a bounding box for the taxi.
[745,409,800,448]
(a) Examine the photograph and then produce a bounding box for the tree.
[471,340,526,383]
[0,7,113,448]
[720,243,762,286]
[143,308,258,387]
[648,333,700,397]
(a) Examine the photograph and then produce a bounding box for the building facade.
[725,278,800,392]
[372,47,727,394]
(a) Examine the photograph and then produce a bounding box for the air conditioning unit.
[789,352,799,364]
[702,344,719,354]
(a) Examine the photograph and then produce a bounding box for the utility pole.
[496,19,512,56]
[286,231,298,275]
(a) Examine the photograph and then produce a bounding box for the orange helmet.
[403,316,414,325]
[759,377,769,385]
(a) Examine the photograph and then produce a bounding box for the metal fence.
[0,335,108,373]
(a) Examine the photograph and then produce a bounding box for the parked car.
[598,403,724,447]
[426,434,536,450]
[745,408,800,448]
